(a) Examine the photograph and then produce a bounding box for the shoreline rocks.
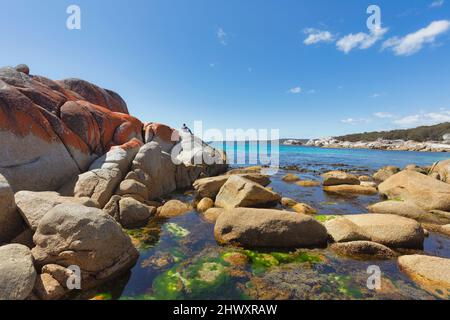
[32,204,139,289]
[214,208,328,248]
[331,241,397,260]
[321,171,360,186]
[0,244,37,300]
[378,170,450,211]
[215,176,280,209]
[368,200,450,225]
[323,185,378,195]
[398,255,450,299]
[324,214,424,249]
[193,173,270,199]
[0,174,24,243]
[15,191,97,231]
[306,137,450,153]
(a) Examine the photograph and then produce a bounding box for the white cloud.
[341,118,370,124]
[382,20,450,56]
[430,0,445,8]
[303,28,334,45]
[371,93,382,98]
[288,86,302,94]
[217,27,228,46]
[393,109,450,127]
[337,27,388,53]
[374,112,395,119]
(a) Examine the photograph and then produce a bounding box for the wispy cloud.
[216,27,228,46]
[336,27,388,53]
[393,109,450,127]
[341,118,370,124]
[382,20,450,56]
[288,86,302,94]
[430,0,445,8]
[374,112,396,119]
[303,28,334,45]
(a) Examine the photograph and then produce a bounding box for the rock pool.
[81,147,450,300]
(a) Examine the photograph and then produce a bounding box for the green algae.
[126,221,163,251]
[150,255,232,300]
[165,223,190,238]
[314,215,338,223]
[329,275,363,299]
[242,250,325,275]
[152,267,188,300]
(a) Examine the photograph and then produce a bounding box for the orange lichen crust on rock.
[0,65,144,191]
[144,122,179,144]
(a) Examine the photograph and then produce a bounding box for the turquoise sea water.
[210,142,450,170]
[84,146,450,300]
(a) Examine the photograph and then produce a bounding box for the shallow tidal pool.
[80,161,450,300]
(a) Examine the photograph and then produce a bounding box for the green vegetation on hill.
[337,122,450,142]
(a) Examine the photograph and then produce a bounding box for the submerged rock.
[214,208,328,248]
[331,241,397,260]
[281,173,300,183]
[215,176,281,209]
[321,171,360,186]
[296,180,321,187]
[378,170,450,211]
[398,255,450,299]
[0,244,37,300]
[323,184,378,195]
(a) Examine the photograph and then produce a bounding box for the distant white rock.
[306,136,450,153]
[283,139,303,146]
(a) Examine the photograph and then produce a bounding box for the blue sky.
[1,0,450,138]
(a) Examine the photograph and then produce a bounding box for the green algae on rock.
[242,249,326,275]
[314,215,338,223]
[165,223,191,238]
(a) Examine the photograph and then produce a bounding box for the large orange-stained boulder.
[144,122,178,152]
[57,78,129,114]
[0,65,143,192]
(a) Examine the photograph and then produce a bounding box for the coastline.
[302,138,450,153]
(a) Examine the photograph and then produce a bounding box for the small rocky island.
[1,65,450,300]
